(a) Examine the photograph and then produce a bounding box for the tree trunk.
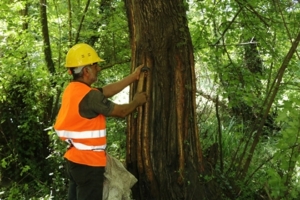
[124,1,205,199]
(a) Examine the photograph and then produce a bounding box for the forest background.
[0,0,299,199]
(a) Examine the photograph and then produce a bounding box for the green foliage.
[0,67,55,199]
[44,129,69,199]
[0,0,131,198]
[106,117,128,160]
[0,0,299,199]
[190,0,300,199]
[265,94,300,199]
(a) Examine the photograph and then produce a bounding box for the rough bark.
[40,0,56,122]
[40,0,55,74]
[125,1,204,199]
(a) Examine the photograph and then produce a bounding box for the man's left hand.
[133,64,144,80]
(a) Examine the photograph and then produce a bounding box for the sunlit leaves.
[189,0,300,199]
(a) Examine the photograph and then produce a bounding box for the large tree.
[124,0,300,199]
[125,1,205,199]
[1,0,299,199]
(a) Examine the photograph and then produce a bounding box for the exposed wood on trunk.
[125,0,204,199]
[136,73,145,174]
[175,55,185,185]
[190,52,204,172]
[141,61,158,194]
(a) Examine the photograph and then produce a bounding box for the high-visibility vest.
[54,82,107,166]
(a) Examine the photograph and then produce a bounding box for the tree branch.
[74,0,91,44]
[235,0,270,27]
[214,7,243,46]
[196,89,227,109]
[240,30,300,178]
[210,41,259,47]
[67,0,72,46]
[101,58,131,70]
[274,0,300,60]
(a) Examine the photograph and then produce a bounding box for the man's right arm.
[108,92,148,118]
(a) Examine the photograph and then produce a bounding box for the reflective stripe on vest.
[66,139,106,151]
[56,129,106,139]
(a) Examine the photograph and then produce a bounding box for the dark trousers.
[65,159,105,200]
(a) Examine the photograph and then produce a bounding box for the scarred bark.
[125,1,204,199]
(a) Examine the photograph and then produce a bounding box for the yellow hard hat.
[65,43,104,67]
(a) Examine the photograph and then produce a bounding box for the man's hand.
[133,64,144,80]
[133,92,148,106]
[109,92,148,118]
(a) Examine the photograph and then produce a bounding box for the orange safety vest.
[54,82,106,166]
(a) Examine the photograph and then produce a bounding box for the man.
[54,43,147,200]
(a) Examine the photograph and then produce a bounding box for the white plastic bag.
[103,154,137,200]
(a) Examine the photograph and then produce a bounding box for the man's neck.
[72,79,91,87]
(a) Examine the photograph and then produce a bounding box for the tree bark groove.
[125,0,205,199]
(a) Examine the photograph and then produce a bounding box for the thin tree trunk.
[40,0,55,122]
[40,0,55,74]
[240,30,300,178]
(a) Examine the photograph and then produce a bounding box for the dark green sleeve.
[79,90,115,119]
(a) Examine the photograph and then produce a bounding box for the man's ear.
[83,66,90,74]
